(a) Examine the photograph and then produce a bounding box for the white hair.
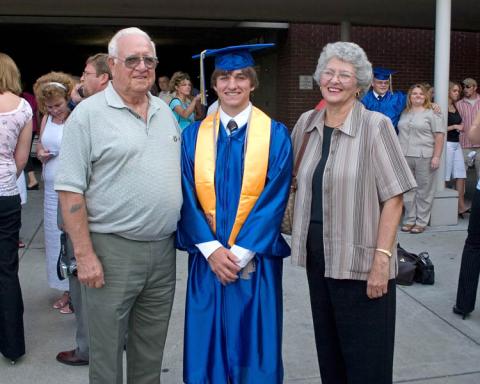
[313,42,373,97]
[108,27,156,57]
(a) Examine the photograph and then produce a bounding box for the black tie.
[378,95,383,101]
[227,119,238,134]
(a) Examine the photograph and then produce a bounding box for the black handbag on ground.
[397,245,417,286]
[396,244,435,286]
[414,251,435,285]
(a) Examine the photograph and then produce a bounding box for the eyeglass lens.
[124,56,157,69]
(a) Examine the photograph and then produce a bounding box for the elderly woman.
[398,84,445,233]
[290,42,416,384]
[454,110,480,319]
[0,52,32,363]
[34,72,74,313]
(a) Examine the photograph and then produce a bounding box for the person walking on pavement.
[55,52,111,367]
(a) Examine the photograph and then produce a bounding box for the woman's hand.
[431,156,440,169]
[456,124,464,132]
[193,94,202,104]
[366,252,390,299]
[37,147,52,164]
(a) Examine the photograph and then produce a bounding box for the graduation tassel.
[199,50,207,106]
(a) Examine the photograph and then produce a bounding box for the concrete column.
[434,0,450,191]
[430,0,458,226]
[340,21,351,41]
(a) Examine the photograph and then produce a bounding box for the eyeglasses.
[463,84,473,89]
[320,69,355,84]
[82,71,97,77]
[114,55,158,69]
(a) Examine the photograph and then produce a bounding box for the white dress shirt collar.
[219,103,252,135]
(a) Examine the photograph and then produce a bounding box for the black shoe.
[27,183,39,190]
[452,305,470,320]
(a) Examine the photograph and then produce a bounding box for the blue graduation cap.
[193,43,275,71]
[373,67,397,80]
[193,43,275,104]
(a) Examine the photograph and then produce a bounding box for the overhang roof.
[0,0,479,31]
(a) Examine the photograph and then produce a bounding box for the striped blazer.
[290,101,416,280]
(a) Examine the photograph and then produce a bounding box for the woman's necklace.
[325,114,347,128]
[52,111,69,124]
[178,95,188,106]
[324,119,345,128]
[325,106,351,129]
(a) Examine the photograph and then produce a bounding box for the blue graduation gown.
[176,118,293,384]
[361,90,406,132]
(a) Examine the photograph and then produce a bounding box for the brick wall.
[277,24,480,129]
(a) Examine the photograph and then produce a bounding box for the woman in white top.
[0,52,32,362]
[398,83,446,233]
[34,72,74,313]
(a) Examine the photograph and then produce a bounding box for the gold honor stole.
[194,107,271,247]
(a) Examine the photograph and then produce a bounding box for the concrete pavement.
[1,185,479,383]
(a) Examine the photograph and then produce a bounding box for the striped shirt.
[456,95,480,149]
[290,101,416,280]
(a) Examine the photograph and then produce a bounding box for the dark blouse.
[447,108,462,142]
[310,126,334,224]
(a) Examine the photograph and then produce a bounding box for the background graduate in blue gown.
[361,67,406,132]
[176,44,293,384]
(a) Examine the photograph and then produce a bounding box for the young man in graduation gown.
[361,67,406,132]
[176,44,293,384]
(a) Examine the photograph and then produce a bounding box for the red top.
[21,92,38,133]
[315,99,326,111]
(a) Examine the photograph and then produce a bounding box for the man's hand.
[207,247,241,285]
[366,252,390,299]
[77,252,105,289]
[71,83,84,104]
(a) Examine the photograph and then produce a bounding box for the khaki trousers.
[82,233,176,384]
[403,156,437,227]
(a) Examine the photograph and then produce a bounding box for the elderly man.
[361,67,407,132]
[456,78,480,178]
[177,44,293,384]
[55,28,182,384]
[55,53,111,367]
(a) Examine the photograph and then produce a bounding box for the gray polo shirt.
[55,82,182,241]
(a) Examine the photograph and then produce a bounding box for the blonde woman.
[168,71,202,131]
[34,72,74,313]
[398,84,446,233]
